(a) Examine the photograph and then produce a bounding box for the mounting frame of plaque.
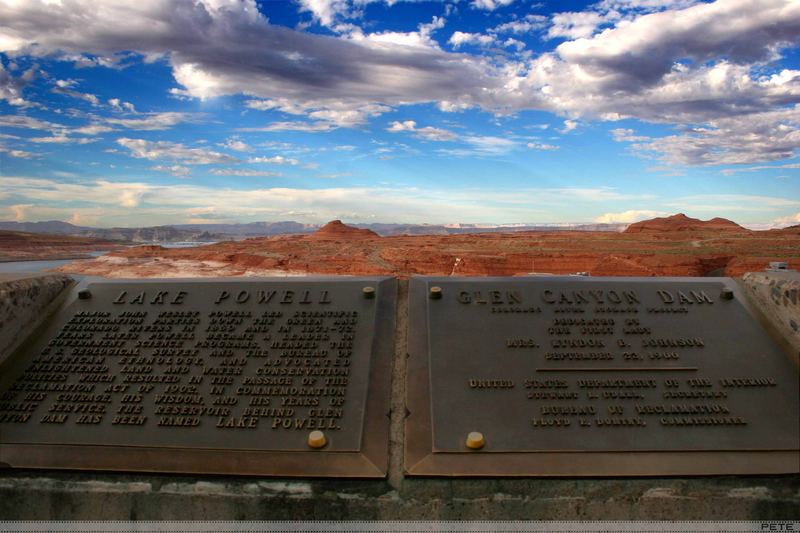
[0,277,396,478]
[405,276,800,477]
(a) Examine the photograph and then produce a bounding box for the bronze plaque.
[0,277,395,477]
[406,277,800,476]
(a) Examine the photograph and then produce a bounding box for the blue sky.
[0,0,798,228]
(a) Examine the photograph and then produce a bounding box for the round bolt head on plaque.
[77,289,92,300]
[307,430,327,449]
[721,288,734,300]
[465,431,485,450]
[429,286,443,299]
[362,286,375,299]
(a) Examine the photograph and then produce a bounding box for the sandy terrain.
[55,216,800,279]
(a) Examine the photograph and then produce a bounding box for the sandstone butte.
[624,213,746,233]
[307,220,380,240]
[54,215,800,279]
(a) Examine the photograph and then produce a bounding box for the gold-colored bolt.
[720,288,734,300]
[429,286,443,299]
[307,430,327,449]
[363,286,375,299]
[465,431,485,450]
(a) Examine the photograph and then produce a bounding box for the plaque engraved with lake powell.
[406,277,800,476]
[0,278,395,477]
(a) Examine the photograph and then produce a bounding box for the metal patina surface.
[406,276,800,476]
[0,277,396,478]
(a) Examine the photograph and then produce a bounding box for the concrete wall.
[0,274,73,364]
[0,274,798,520]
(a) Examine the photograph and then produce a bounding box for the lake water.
[0,242,214,275]
[160,241,217,248]
[0,250,109,274]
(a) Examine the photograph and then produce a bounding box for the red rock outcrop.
[771,224,800,235]
[306,220,379,240]
[58,218,800,279]
[625,213,747,233]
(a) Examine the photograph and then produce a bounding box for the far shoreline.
[0,241,217,264]
[0,249,114,263]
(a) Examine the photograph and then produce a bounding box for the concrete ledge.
[0,273,74,362]
[742,271,800,355]
[0,472,798,519]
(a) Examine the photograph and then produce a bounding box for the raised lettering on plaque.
[0,278,395,477]
[406,276,800,476]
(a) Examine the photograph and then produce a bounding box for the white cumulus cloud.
[471,0,515,11]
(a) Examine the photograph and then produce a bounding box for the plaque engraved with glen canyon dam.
[406,277,800,476]
[0,278,395,477]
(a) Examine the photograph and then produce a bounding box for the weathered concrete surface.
[0,473,798,519]
[0,275,798,520]
[742,271,800,355]
[0,273,73,363]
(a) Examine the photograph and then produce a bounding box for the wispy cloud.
[239,122,336,133]
[440,135,518,156]
[105,112,197,131]
[220,138,253,152]
[0,145,37,158]
[51,79,100,105]
[387,120,458,142]
[248,156,299,165]
[73,124,115,135]
[720,162,800,176]
[116,138,238,165]
[527,142,559,151]
[28,135,96,144]
[210,169,282,177]
[0,115,62,131]
[150,165,191,177]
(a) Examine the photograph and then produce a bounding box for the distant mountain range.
[0,220,629,243]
